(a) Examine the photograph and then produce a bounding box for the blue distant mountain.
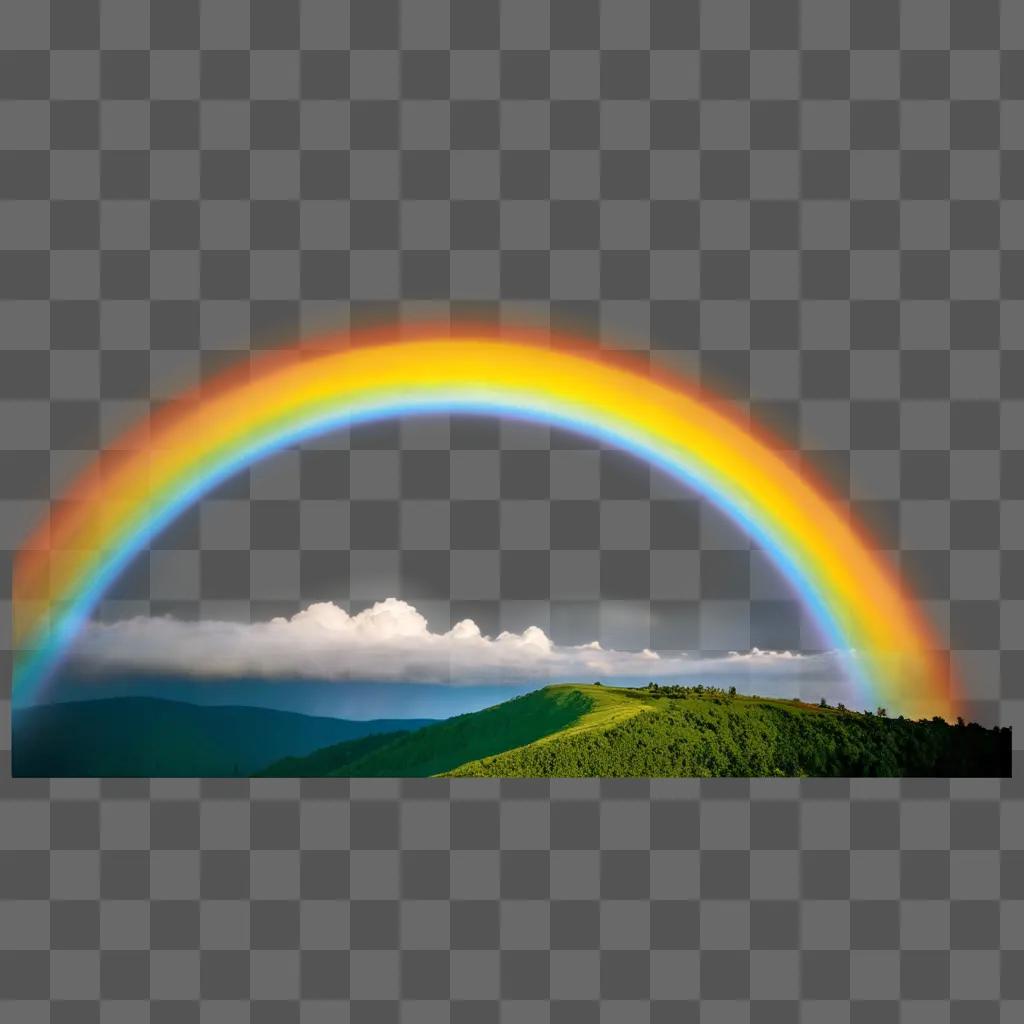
[12,696,435,777]
[39,669,537,721]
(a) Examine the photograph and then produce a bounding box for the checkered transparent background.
[1,0,1023,1019]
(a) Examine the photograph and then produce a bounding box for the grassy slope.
[251,730,412,777]
[444,685,1012,778]
[258,685,599,777]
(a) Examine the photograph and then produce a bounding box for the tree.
[819,698,827,708]
[728,686,737,697]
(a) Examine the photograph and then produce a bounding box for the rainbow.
[12,327,959,719]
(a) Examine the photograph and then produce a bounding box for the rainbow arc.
[12,329,959,719]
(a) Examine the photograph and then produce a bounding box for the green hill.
[258,684,1012,778]
[258,686,598,777]
[251,729,415,777]
[12,697,435,777]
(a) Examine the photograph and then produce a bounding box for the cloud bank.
[69,598,851,695]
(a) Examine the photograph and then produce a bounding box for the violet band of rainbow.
[12,334,960,720]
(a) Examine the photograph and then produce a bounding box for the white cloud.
[69,598,851,695]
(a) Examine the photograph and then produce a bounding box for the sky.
[54,597,858,718]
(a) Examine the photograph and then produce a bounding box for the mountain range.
[14,685,1011,778]
[12,697,434,777]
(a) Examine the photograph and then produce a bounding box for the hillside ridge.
[258,685,594,777]
[260,684,1012,778]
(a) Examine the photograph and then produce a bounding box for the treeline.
[632,682,738,699]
